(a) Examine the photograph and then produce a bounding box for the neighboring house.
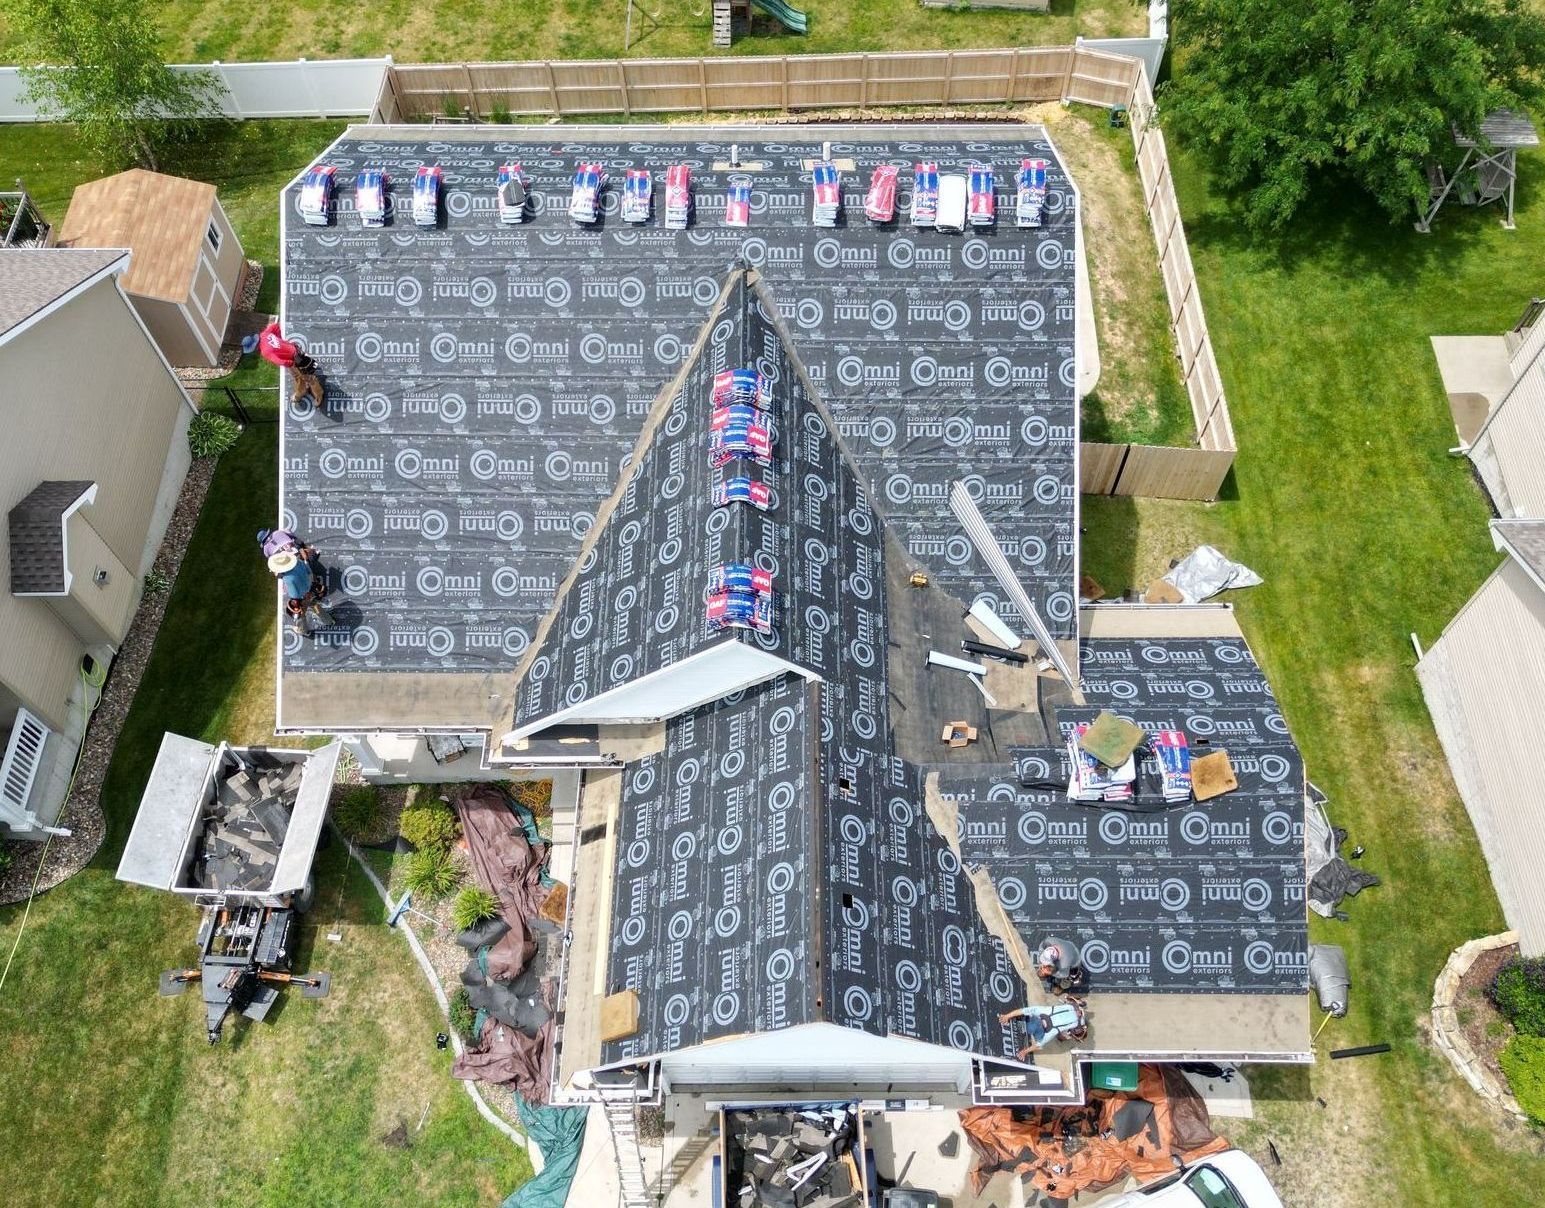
[1418,518,1545,954]
[0,249,197,838]
[1432,302,1545,516]
[57,169,244,368]
[276,126,1312,1114]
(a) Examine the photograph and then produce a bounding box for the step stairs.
[713,0,733,47]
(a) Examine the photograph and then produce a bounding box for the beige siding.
[1417,558,1545,954]
[61,511,135,646]
[131,293,208,367]
[1471,346,1545,516]
[0,277,190,730]
[207,198,245,298]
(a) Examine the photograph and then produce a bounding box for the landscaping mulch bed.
[0,454,219,907]
[1458,941,1520,1088]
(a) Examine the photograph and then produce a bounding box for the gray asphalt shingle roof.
[8,480,96,594]
[1496,518,1545,585]
[0,248,125,340]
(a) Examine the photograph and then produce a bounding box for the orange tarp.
[959,1065,1230,1199]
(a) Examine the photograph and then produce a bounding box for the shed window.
[206,221,221,253]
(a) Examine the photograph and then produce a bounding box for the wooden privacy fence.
[376,46,1133,121]
[373,45,1236,501]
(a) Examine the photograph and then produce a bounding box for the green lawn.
[1081,147,1545,1203]
[0,117,533,1206]
[0,0,1145,66]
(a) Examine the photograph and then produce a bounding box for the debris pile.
[725,1106,864,1208]
[189,758,303,891]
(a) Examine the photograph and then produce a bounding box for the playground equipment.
[712,0,808,47]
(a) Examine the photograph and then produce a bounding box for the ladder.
[602,1094,651,1207]
[712,0,733,47]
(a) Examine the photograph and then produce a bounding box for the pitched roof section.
[8,481,96,594]
[59,169,216,303]
[1495,518,1545,588]
[604,674,820,1063]
[0,249,125,340]
[510,268,883,736]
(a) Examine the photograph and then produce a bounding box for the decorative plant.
[403,846,462,900]
[1500,1034,1545,1125]
[1490,956,1545,1037]
[399,799,460,853]
[451,885,501,932]
[332,784,382,840]
[187,411,241,458]
[449,987,477,1042]
[142,567,170,593]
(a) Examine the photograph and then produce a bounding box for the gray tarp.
[1305,793,1380,917]
[1308,944,1350,1017]
[1162,545,1263,604]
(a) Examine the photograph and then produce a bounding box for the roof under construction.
[277,124,1079,731]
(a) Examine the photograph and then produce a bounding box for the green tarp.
[501,1097,588,1208]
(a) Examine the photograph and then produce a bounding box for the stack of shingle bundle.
[726,1106,863,1208]
[189,760,303,891]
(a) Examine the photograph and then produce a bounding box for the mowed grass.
[1081,148,1545,1203]
[0,0,1145,65]
[0,117,531,1205]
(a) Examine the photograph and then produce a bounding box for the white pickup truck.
[1100,1150,1284,1208]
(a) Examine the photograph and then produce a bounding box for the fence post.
[1061,45,1077,102]
[699,57,708,114]
[224,386,252,427]
[545,61,561,117]
[781,56,790,112]
[463,64,478,116]
[944,50,955,105]
[617,61,631,117]
[861,53,870,109]
[212,61,242,120]
[1006,48,1023,104]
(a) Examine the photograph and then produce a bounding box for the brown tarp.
[450,785,560,1105]
[959,1065,1230,1199]
[453,1014,556,1106]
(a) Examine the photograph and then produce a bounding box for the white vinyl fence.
[0,57,390,122]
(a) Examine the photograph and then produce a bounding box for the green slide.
[751,0,809,34]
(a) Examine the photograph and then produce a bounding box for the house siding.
[0,277,191,733]
[1417,557,1545,954]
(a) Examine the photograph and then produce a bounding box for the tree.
[1162,0,1545,229]
[1,0,225,169]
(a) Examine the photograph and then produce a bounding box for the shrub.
[188,411,241,458]
[332,784,382,840]
[399,798,460,853]
[488,103,513,124]
[449,987,477,1042]
[1489,956,1545,1038]
[403,846,462,900]
[0,842,12,877]
[142,566,171,593]
[1501,1035,1545,1126]
[451,885,501,932]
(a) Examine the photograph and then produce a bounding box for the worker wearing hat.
[244,322,324,407]
[1036,937,1087,996]
[268,540,331,635]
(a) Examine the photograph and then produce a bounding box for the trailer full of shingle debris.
[721,1105,868,1208]
[116,734,342,1041]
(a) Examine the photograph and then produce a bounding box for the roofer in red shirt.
[253,320,324,407]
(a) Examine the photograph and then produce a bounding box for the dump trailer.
[117,734,341,1043]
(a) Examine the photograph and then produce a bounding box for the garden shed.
[58,169,245,367]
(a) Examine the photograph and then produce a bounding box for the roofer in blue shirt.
[265,537,331,636]
[999,997,1089,1061]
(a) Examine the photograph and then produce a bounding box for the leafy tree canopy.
[1163,0,1545,229]
[2,0,224,169]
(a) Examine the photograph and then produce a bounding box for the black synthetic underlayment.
[511,272,880,732]
[600,287,1022,1061]
[942,637,1310,995]
[280,132,1077,674]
